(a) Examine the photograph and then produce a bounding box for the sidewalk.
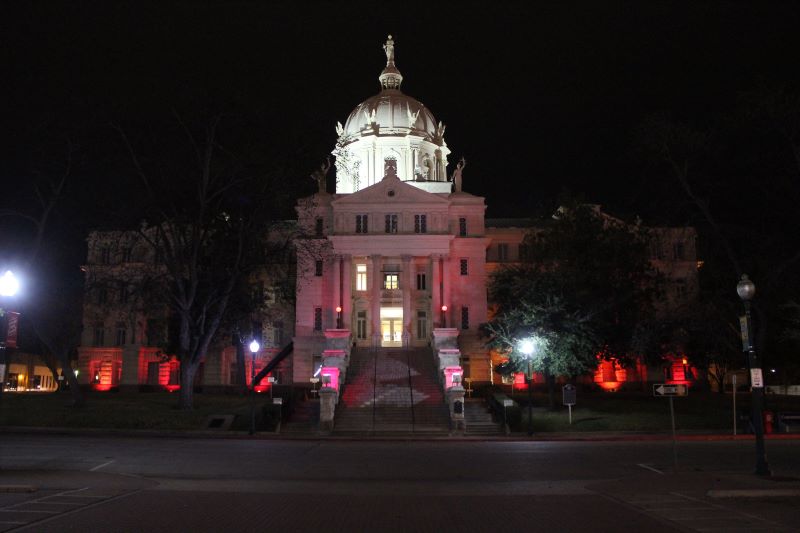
[3,424,800,442]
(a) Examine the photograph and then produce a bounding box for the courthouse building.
[76,37,698,397]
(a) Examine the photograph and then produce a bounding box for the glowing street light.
[519,336,540,436]
[249,339,260,435]
[0,271,19,297]
[0,270,21,401]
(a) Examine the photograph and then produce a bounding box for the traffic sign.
[653,383,688,397]
[562,384,576,406]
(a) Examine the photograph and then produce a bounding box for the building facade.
[76,37,699,393]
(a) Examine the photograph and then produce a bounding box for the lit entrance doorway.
[380,307,403,347]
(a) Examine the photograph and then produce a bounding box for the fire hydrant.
[763,411,774,434]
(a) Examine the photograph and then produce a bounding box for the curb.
[0,485,37,493]
[3,425,800,442]
[708,489,800,498]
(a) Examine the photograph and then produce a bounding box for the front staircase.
[334,347,450,435]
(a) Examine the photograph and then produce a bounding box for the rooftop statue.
[452,157,466,192]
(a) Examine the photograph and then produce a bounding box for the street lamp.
[737,274,771,476]
[248,339,260,436]
[0,271,20,297]
[0,270,20,401]
[519,337,538,436]
[441,305,448,328]
[336,305,342,329]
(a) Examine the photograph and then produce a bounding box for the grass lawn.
[0,391,271,431]
[2,389,799,433]
[503,390,800,433]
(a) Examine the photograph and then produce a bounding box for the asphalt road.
[1,434,799,532]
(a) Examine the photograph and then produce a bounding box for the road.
[1,434,799,532]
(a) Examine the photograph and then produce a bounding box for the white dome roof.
[342,90,438,138]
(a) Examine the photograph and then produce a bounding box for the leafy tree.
[483,203,659,405]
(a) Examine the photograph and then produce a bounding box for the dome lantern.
[379,35,403,91]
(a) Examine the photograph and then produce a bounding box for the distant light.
[519,339,535,356]
[519,336,546,358]
[770,368,776,373]
[336,306,342,313]
[0,271,20,297]
[249,340,260,354]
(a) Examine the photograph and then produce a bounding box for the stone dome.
[342,91,438,138]
[333,35,450,194]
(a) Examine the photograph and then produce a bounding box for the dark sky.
[3,1,800,228]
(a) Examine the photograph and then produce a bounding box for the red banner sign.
[5,311,19,348]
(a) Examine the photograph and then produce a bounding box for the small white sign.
[750,368,764,389]
[273,397,283,405]
[503,399,514,407]
[267,376,276,383]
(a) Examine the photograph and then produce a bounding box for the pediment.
[332,176,450,208]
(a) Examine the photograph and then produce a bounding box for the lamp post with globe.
[737,274,771,476]
[248,339,260,435]
[519,337,538,436]
[0,271,21,401]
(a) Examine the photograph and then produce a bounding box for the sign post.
[653,383,688,472]
[503,399,513,434]
[562,384,576,425]
[732,374,737,436]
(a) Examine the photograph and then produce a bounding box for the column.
[401,255,412,347]
[331,254,341,328]
[342,254,352,330]
[431,254,441,328]
[442,256,451,328]
[370,254,382,347]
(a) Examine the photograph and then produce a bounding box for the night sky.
[2,1,800,262]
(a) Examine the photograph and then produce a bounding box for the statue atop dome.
[384,35,395,66]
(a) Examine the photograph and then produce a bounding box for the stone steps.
[464,399,501,436]
[334,346,450,435]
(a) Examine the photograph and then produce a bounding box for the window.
[97,287,108,304]
[459,217,467,237]
[356,214,368,233]
[357,311,367,340]
[416,273,426,291]
[93,326,105,346]
[314,307,323,331]
[315,259,323,276]
[417,311,428,339]
[650,241,664,260]
[122,247,132,262]
[673,242,685,260]
[383,273,399,290]
[118,282,129,304]
[460,259,468,275]
[461,306,469,330]
[519,243,530,262]
[315,217,324,237]
[385,214,398,233]
[99,247,110,264]
[675,278,688,299]
[115,323,127,346]
[414,214,427,233]
[356,264,367,291]
[497,243,509,262]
